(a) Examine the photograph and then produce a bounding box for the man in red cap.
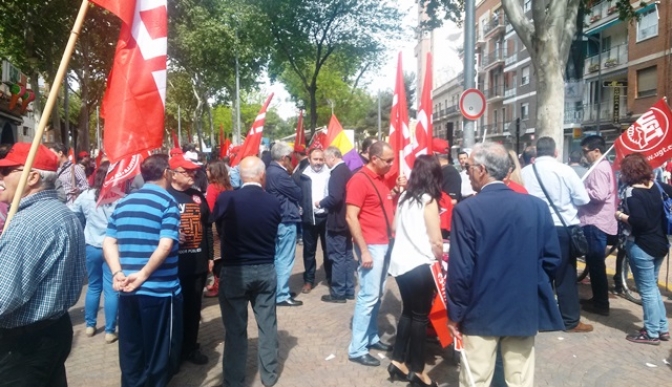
[45,142,89,204]
[167,155,214,365]
[0,143,86,386]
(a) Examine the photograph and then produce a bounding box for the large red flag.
[413,53,433,162]
[172,132,180,148]
[91,0,166,163]
[230,94,274,167]
[294,110,305,151]
[387,52,412,186]
[614,98,672,169]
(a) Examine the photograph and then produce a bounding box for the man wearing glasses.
[0,143,86,387]
[578,135,618,317]
[167,155,214,365]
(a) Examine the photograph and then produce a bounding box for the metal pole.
[63,77,70,149]
[235,54,241,145]
[596,36,602,134]
[377,89,382,141]
[177,105,182,147]
[96,106,100,150]
[463,0,476,148]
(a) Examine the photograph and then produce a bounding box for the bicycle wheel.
[620,252,642,305]
[576,255,589,282]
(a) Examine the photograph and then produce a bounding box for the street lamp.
[578,33,603,134]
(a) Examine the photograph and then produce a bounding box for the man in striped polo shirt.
[103,154,182,387]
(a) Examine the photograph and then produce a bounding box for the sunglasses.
[0,167,24,177]
[172,169,196,176]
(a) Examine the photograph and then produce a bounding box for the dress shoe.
[582,303,610,316]
[387,363,408,381]
[277,298,303,307]
[408,372,438,387]
[301,283,313,294]
[579,298,594,305]
[367,341,392,351]
[321,295,346,303]
[348,353,380,367]
[183,349,209,365]
[566,321,594,333]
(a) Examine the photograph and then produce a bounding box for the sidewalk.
[65,245,672,387]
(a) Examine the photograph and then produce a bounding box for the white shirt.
[389,193,436,277]
[303,166,330,214]
[460,170,475,197]
[521,156,590,226]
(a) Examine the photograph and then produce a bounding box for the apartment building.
[0,60,33,144]
[432,73,464,148]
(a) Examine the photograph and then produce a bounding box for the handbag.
[532,164,588,257]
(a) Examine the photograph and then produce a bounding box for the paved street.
[65,245,672,387]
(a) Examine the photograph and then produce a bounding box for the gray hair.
[471,142,511,181]
[271,141,292,161]
[34,169,58,190]
[324,146,342,159]
[239,157,265,181]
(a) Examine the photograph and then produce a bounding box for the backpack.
[653,181,672,235]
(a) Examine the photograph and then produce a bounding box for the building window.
[636,8,658,42]
[524,0,531,12]
[521,103,529,120]
[636,66,657,98]
[521,66,530,85]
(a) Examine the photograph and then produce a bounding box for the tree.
[424,0,638,155]
[251,0,403,134]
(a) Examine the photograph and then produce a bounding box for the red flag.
[614,98,672,169]
[172,132,180,148]
[413,53,433,162]
[387,52,412,185]
[230,93,274,167]
[220,127,231,159]
[91,0,167,163]
[97,152,149,206]
[294,110,305,151]
[68,148,76,163]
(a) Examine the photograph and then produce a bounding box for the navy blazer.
[447,183,564,337]
[265,162,302,223]
[319,162,353,233]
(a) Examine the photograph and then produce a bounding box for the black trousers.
[554,227,580,330]
[303,216,331,285]
[219,264,278,387]
[179,273,207,356]
[391,264,434,373]
[0,313,72,387]
[327,230,356,299]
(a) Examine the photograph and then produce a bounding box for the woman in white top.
[387,155,443,387]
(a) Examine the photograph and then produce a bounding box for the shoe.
[579,298,593,305]
[290,291,297,298]
[348,353,380,367]
[85,326,96,337]
[346,294,355,300]
[566,322,594,333]
[367,341,392,351]
[105,332,118,344]
[321,295,346,303]
[408,372,438,387]
[582,303,610,316]
[301,283,313,294]
[640,328,670,341]
[626,331,660,346]
[387,363,408,381]
[184,349,209,365]
[277,298,303,306]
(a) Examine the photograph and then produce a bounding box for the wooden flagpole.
[3,0,90,232]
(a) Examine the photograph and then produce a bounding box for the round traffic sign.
[459,88,486,121]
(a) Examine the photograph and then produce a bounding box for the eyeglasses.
[582,148,594,154]
[172,169,196,176]
[0,167,24,177]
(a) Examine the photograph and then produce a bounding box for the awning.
[635,3,656,15]
[585,18,620,35]
[0,109,22,124]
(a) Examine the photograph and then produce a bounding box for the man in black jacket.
[213,156,282,387]
[293,148,331,294]
[265,141,304,306]
[317,146,355,303]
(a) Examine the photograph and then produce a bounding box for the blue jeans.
[85,245,119,333]
[348,244,389,358]
[626,240,669,338]
[275,222,297,303]
[583,225,609,309]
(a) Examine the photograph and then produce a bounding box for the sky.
[265,0,465,120]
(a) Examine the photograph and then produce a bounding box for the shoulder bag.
[532,164,588,257]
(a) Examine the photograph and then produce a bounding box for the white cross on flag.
[614,98,672,169]
[231,93,275,167]
[413,53,433,161]
[387,52,412,185]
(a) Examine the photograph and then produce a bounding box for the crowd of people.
[0,132,670,387]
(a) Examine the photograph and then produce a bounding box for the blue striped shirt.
[107,184,181,297]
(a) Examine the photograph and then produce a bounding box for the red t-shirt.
[507,180,528,194]
[206,184,227,212]
[439,192,454,232]
[346,167,395,245]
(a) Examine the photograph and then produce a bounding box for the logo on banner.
[620,108,670,152]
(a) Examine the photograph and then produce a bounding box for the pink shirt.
[579,159,618,235]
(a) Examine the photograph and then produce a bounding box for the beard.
[311,165,324,173]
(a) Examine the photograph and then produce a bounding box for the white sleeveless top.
[389,192,436,277]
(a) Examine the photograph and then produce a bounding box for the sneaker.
[85,326,96,337]
[184,349,209,365]
[639,328,670,341]
[626,331,660,345]
[105,333,118,344]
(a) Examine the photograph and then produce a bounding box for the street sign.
[603,81,628,87]
[459,88,486,120]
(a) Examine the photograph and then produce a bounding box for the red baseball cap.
[0,143,59,172]
[169,155,200,170]
[432,138,450,155]
[78,151,90,159]
[169,148,184,157]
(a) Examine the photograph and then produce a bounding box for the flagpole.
[581,144,615,182]
[377,89,382,141]
[177,105,182,147]
[3,0,90,233]
[96,106,101,151]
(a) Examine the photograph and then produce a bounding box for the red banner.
[230,93,274,167]
[294,110,305,151]
[386,52,411,187]
[413,53,433,162]
[614,98,672,169]
[429,260,453,348]
[97,152,148,206]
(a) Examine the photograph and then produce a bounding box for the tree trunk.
[29,72,41,140]
[309,83,318,135]
[532,46,566,160]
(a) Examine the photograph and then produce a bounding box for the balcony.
[505,22,513,34]
[445,105,458,116]
[480,49,505,71]
[564,106,585,125]
[484,84,506,102]
[476,30,486,48]
[585,1,620,29]
[504,86,517,99]
[582,100,628,123]
[584,43,628,77]
[483,15,507,38]
[505,51,518,66]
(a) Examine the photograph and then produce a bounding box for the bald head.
[240,156,266,184]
